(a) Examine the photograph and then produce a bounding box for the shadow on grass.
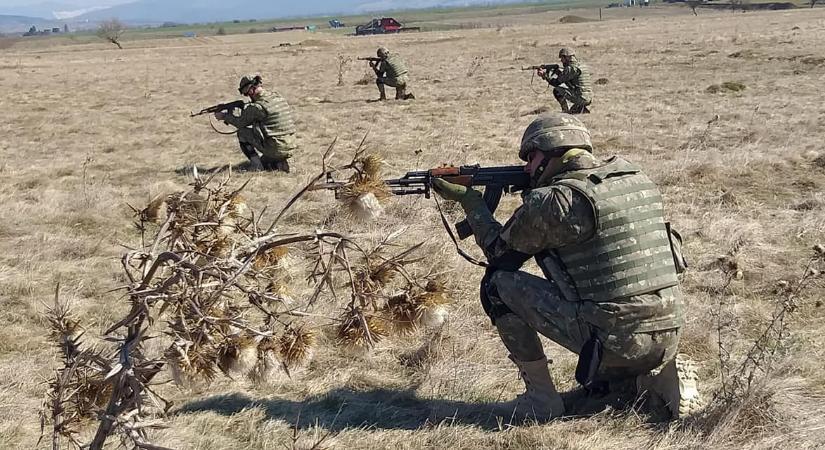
[176,386,648,431]
[176,387,514,431]
[173,161,257,176]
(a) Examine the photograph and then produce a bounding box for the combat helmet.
[238,74,262,95]
[558,47,575,58]
[377,47,389,58]
[519,113,592,161]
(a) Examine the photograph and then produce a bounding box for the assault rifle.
[357,57,382,62]
[190,99,246,117]
[521,63,560,73]
[318,164,530,240]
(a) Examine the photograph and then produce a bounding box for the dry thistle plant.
[698,244,825,431]
[466,55,485,77]
[337,54,352,86]
[41,146,445,449]
[334,153,391,221]
[385,278,451,333]
[336,307,390,351]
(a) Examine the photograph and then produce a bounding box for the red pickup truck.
[355,17,420,35]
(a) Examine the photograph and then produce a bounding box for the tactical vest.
[255,91,296,138]
[382,54,408,81]
[568,61,593,102]
[552,158,679,302]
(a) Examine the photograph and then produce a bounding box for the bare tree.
[96,19,125,49]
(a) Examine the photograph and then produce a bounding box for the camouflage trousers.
[376,74,408,89]
[236,127,297,162]
[485,269,679,382]
[376,75,410,99]
[552,86,591,114]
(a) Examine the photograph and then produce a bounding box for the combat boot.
[404,92,416,100]
[377,84,387,101]
[247,155,264,171]
[395,86,405,100]
[493,356,565,422]
[274,159,290,173]
[636,354,703,420]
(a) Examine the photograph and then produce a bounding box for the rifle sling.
[433,196,488,268]
[209,115,238,136]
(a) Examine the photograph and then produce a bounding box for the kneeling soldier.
[432,113,701,421]
[215,75,297,172]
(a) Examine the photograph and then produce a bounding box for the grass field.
[1,3,824,449]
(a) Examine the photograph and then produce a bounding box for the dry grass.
[1,4,825,449]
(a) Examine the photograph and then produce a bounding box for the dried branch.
[41,145,440,449]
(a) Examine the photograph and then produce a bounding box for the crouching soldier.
[432,113,702,421]
[539,47,593,114]
[215,75,297,172]
[370,47,415,101]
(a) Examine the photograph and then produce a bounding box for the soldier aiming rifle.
[362,47,415,101]
[525,48,593,114]
[206,75,298,172]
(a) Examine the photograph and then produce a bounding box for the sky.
[0,0,525,22]
[0,0,131,7]
[0,0,133,18]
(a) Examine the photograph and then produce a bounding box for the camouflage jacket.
[223,89,296,137]
[462,153,683,333]
[555,59,593,102]
[377,54,409,83]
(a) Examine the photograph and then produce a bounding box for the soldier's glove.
[431,178,483,209]
[549,78,561,87]
[214,111,226,120]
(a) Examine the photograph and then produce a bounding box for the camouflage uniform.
[466,153,683,385]
[374,47,413,100]
[548,51,593,114]
[434,113,700,420]
[222,88,297,170]
[458,153,684,394]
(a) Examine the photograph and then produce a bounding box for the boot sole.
[637,353,704,419]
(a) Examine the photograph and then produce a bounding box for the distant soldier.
[370,47,415,101]
[539,47,593,114]
[431,113,701,422]
[214,75,297,172]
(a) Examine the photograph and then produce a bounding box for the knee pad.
[480,268,514,325]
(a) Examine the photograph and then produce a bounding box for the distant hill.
[73,0,534,24]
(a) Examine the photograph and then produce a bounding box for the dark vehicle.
[355,17,420,35]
